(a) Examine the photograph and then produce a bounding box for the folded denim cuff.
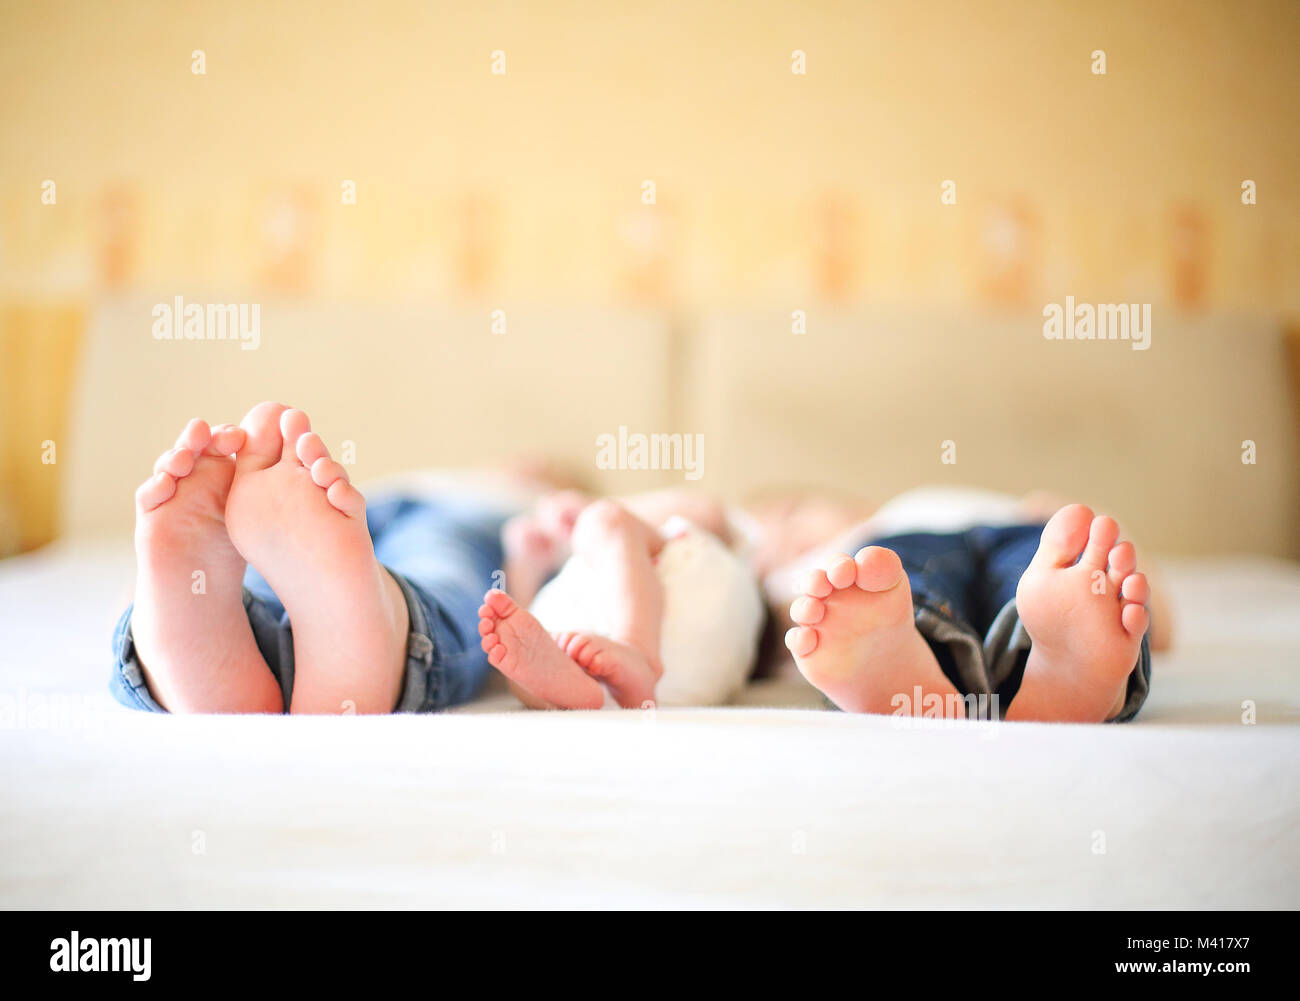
[913,600,998,718]
[110,605,167,713]
[386,566,438,714]
[111,588,291,714]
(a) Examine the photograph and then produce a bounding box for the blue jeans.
[861,523,1151,722]
[111,495,507,713]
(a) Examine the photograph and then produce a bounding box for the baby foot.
[554,631,661,709]
[478,589,604,709]
[1006,504,1149,722]
[130,418,282,713]
[784,546,963,717]
[223,403,409,714]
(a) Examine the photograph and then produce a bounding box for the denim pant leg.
[859,531,997,710]
[109,581,298,713]
[110,495,506,714]
[365,496,506,712]
[969,523,1152,723]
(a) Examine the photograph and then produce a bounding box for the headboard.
[686,308,1300,558]
[48,298,1300,558]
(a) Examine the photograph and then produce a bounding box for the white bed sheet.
[1,540,1297,909]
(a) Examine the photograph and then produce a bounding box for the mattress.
[1,540,1297,908]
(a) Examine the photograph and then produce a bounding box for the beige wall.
[1,1,1298,553]
[1,0,1297,307]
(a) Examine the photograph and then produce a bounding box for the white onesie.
[527,515,765,707]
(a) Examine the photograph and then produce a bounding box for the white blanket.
[1,541,1298,908]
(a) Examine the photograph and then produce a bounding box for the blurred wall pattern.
[1,0,1296,308]
[1,0,1298,552]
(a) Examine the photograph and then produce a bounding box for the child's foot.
[1006,505,1149,722]
[784,546,964,717]
[131,419,283,713]
[478,589,605,709]
[223,403,409,714]
[554,631,661,709]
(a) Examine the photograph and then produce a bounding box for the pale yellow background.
[1,0,1297,554]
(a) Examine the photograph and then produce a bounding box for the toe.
[1122,602,1150,637]
[1121,572,1150,606]
[1033,503,1094,567]
[1108,540,1136,575]
[153,447,196,478]
[484,589,516,616]
[1082,516,1120,569]
[802,568,834,599]
[478,618,494,636]
[309,457,348,489]
[206,424,245,456]
[174,418,212,454]
[295,431,330,468]
[1107,541,1137,591]
[135,472,177,512]
[326,479,365,518]
[236,401,288,471]
[790,595,826,625]
[785,626,818,657]
[279,408,312,462]
[566,635,594,664]
[854,546,904,592]
[487,643,507,668]
[825,554,857,589]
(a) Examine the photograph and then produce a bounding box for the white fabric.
[529,516,765,707]
[1,541,1298,908]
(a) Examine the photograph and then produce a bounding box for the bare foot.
[784,546,963,717]
[131,419,282,713]
[554,631,661,709]
[478,589,604,709]
[223,403,409,714]
[1006,505,1149,723]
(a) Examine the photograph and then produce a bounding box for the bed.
[1,537,1297,908]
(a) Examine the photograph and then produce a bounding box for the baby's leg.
[563,500,664,707]
[479,499,665,709]
[500,490,588,607]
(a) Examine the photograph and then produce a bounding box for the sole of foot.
[223,402,409,714]
[1006,504,1149,723]
[785,546,964,717]
[131,418,282,713]
[554,630,660,709]
[478,589,605,709]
